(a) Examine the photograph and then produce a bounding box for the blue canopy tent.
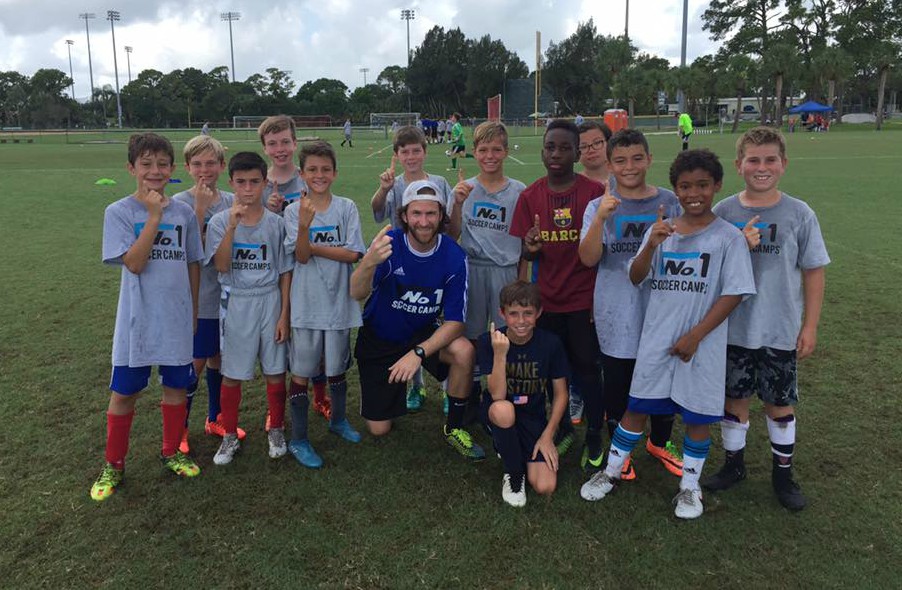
[788,101,833,114]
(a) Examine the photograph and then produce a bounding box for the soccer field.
[1,126,900,588]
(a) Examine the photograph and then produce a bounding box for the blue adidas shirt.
[362,229,468,343]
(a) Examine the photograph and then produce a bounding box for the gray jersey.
[284,196,365,330]
[102,196,204,367]
[714,193,830,351]
[262,172,307,214]
[460,177,525,267]
[172,189,234,319]
[206,209,292,292]
[581,188,681,358]
[374,173,454,229]
[629,217,756,416]
[343,120,352,136]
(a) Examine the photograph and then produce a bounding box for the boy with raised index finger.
[172,134,248,453]
[206,151,293,466]
[704,127,829,511]
[580,149,755,519]
[91,133,204,502]
[283,141,366,469]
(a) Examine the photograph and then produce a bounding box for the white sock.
[721,418,749,452]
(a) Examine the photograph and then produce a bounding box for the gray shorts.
[726,345,798,406]
[465,263,518,340]
[220,286,287,380]
[289,328,352,377]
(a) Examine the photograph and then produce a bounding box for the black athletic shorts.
[355,323,450,421]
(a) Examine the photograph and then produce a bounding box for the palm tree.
[722,55,757,133]
[813,46,853,121]
[762,43,798,128]
[872,42,898,131]
[613,65,648,126]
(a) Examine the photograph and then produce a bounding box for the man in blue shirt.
[351,180,486,460]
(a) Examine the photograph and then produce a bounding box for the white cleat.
[673,487,704,519]
[580,470,616,501]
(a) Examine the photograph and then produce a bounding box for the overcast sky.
[0,0,716,100]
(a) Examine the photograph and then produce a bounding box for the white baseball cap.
[402,179,445,208]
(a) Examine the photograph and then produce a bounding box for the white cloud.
[1,0,722,101]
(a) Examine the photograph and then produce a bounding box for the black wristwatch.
[413,345,427,360]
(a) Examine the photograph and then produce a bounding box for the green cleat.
[555,431,576,456]
[580,445,605,471]
[406,384,427,412]
[161,451,201,477]
[90,463,124,502]
[444,426,486,461]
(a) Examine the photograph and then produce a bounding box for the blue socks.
[328,374,348,425]
[206,367,223,421]
[289,381,309,441]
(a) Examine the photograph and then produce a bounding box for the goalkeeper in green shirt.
[448,112,469,170]
[677,111,693,151]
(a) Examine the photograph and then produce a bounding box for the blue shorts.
[193,318,221,360]
[110,364,194,396]
[627,396,721,425]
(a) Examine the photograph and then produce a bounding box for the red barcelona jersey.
[510,175,603,312]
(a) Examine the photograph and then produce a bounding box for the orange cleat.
[646,439,683,477]
[205,414,246,441]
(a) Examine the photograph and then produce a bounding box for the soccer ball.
[514,144,520,150]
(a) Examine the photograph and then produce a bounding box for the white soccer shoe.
[502,473,527,508]
[214,434,241,465]
[673,487,704,519]
[580,470,616,501]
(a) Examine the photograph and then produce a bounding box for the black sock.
[649,414,675,448]
[586,428,603,457]
[447,397,467,430]
[492,424,524,475]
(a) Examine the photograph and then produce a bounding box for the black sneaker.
[701,452,747,492]
[773,466,807,511]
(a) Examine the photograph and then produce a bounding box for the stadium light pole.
[678,0,688,112]
[221,12,241,83]
[625,0,629,39]
[124,46,132,84]
[65,40,76,100]
[107,10,123,128]
[360,67,369,86]
[401,9,415,113]
[79,13,96,105]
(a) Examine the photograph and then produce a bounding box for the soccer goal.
[369,112,421,129]
[487,94,501,121]
[232,115,333,129]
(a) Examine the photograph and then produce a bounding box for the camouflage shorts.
[725,345,798,406]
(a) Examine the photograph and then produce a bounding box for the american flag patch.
[512,395,528,405]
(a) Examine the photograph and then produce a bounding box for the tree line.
[1,0,899,130]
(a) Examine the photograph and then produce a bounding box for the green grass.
[1,128,901,588]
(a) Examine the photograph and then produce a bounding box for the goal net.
[232,115,333,129]
[369,112,421,128]
[487,94,501,121]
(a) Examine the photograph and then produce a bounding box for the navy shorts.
[627,396,721,425]
[110,364,194,396]
[355,324,450,421]
[481,393,549,463]
[726,345,798,406]
[193,318,220,360]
